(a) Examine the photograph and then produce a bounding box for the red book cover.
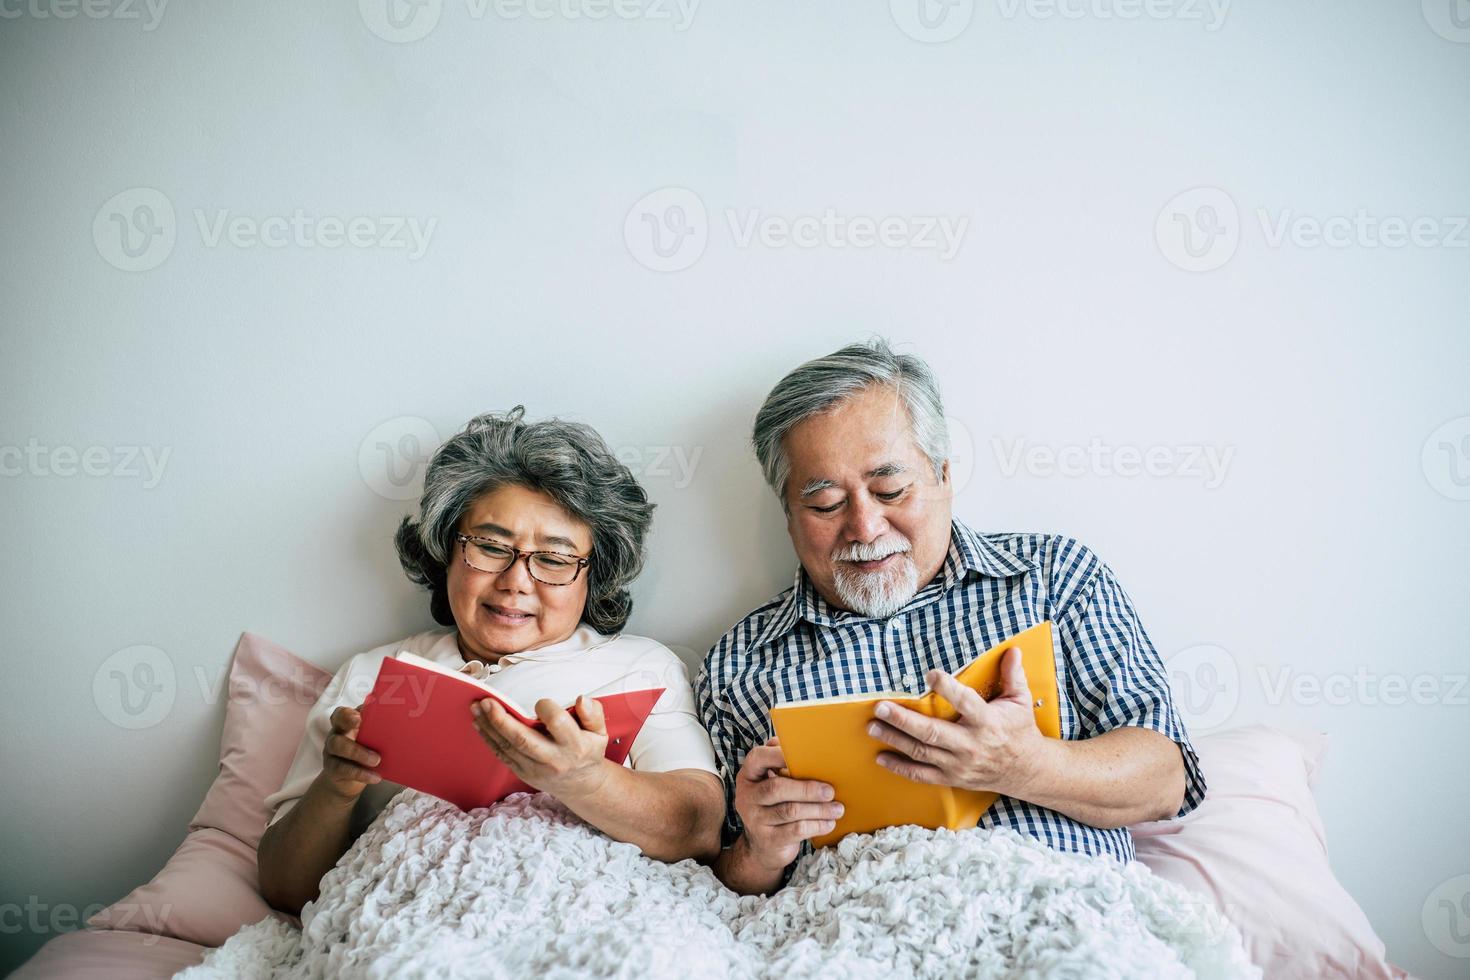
[355,652,665,812]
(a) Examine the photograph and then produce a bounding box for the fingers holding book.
[869,652,1046,795]
[320,703,383,802]
[471,694,611,801]
[733,739,844,871]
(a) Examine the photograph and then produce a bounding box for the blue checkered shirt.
[695,520,1206,868]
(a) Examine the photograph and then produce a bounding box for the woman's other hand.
[319,702,382,801]
[472,695,611,801]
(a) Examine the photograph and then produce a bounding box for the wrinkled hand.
[732,737,843,873]
[867,647,1047,797]
[320,703,382,802]
[472,695,611,801]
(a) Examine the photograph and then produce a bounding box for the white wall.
[2,0,1467,975]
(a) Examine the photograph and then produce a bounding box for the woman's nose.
[494,557,536,593]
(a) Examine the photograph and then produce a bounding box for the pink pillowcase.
[87,632,331,946]
[188,633,334,849]
[1130,725,1406,979]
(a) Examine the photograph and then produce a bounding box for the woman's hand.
[319,703,382,802]
[472,695,611,802]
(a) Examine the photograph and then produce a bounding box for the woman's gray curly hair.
[394,406,654,635]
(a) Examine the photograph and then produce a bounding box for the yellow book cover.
[768,620,1062,848]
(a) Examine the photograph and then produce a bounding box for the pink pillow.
[87,632,329,944]
[188,632,333,848]
[1130,725,1407,979]
[85,828,289,947]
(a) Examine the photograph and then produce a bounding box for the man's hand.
[472,695,612,802]
[867,647,1049,798]
[732,737,844,874]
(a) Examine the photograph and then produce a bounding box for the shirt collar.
[750,519,1037,648]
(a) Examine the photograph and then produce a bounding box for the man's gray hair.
[752,338,950,505]
[394,406,654,635]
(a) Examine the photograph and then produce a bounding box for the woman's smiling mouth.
[484,603,534,626]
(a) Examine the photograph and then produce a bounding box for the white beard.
[832,553,920,619]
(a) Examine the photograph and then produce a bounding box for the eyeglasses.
[455,533,591,586]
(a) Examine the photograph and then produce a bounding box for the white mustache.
[833,538,912,563]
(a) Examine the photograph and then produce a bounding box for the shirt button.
[902,673,916,689]
[486,662,503,674]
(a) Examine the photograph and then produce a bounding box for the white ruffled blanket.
[179,790,1259,979]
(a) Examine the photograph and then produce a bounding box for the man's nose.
[843,493,889,544]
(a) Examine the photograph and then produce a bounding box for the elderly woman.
[258,408,724,916]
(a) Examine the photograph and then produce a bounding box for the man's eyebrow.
[468,523,580,551]
[799,478,839,499]
[798,464,909,499]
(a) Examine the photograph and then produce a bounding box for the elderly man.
[696,339,1206,896]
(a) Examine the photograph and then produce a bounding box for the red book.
[355,651,665,812]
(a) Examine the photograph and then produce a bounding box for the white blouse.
[264,625,718,833]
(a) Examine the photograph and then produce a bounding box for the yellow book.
[769,620,1062,848]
